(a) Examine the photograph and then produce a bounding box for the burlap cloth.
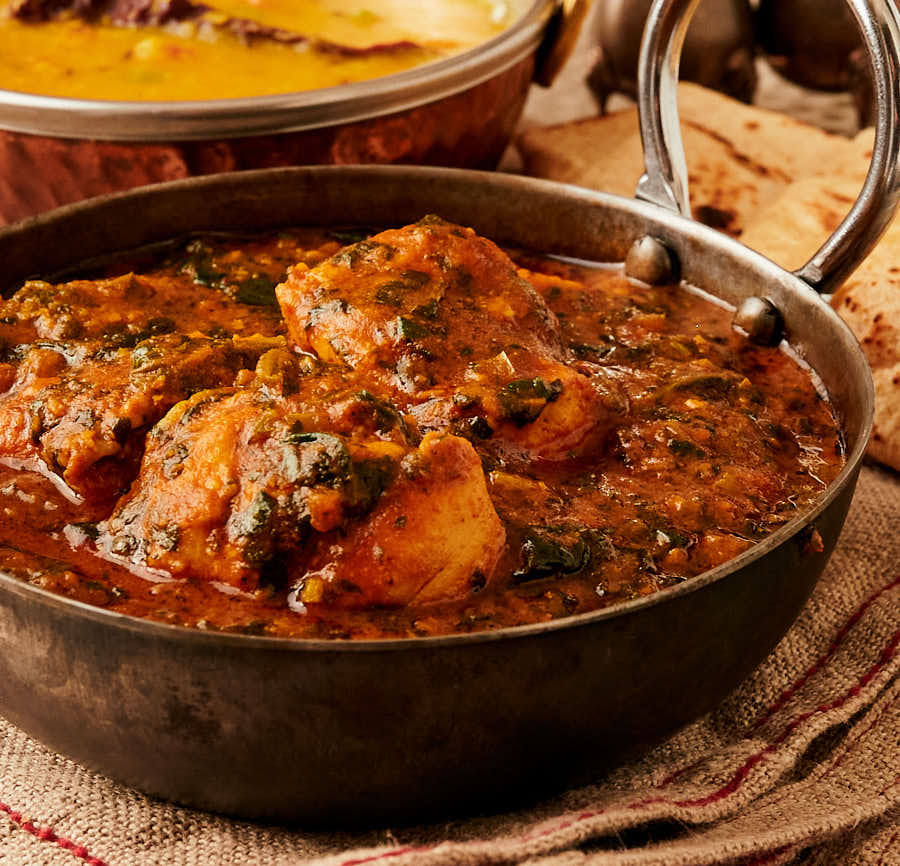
[0,462,896,865]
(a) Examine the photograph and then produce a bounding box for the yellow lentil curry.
[0,0,518,100]
[0,219,844,638]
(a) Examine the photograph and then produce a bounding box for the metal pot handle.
[634,0,900,296]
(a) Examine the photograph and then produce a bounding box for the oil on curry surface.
[0,218,842,638]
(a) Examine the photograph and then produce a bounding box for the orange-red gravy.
[0,226,844,638]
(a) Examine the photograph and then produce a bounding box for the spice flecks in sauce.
[0,220,844,638]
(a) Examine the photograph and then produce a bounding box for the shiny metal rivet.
[733,296,784,346]
[625,236,678,285]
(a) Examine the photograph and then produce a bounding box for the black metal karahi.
[0,0,895,825]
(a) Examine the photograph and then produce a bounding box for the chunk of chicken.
[294,432,505,609]
[0,333,281,501]
[277,217,625,464]
[98,368,504,605]
[97,384,403,590]
[409,349,625,464]
[276,216,565,389]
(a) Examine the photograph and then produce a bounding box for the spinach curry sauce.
[0,219,843,639]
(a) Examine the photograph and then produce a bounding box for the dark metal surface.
[0,166,875,823]
[588,0,756,110]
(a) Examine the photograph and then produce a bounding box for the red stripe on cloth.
[879,773,900,798]
[741,672,900,825]
[751,575,900,731]
[521,809,606,842]
[522,626,900,842]
[0,800,108,865]
[659,574,900,791]
[665,627,900,809]
[739,843,796,865]
[340,845,435,865]
[658,757,705,788]
[825,687,900,774]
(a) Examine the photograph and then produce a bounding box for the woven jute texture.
[0,463,897,865]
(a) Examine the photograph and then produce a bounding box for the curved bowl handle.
[635,0,900,296]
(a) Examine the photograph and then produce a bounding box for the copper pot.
[0,0,588,225]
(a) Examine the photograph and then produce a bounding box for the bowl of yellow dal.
[0,0,581,223]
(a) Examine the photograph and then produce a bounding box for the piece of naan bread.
[518,91,898,472]
[829,224,900,471]
[516,82,860,238]
[739,128,873,270]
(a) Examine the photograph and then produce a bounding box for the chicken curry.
[0,218,844,638]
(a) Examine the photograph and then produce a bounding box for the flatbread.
[739,128,874,270]
[832,240,900,371]
[828,216,900,470]
[516,82,858,238]
[737,173,862,271]
[870,364,900,469]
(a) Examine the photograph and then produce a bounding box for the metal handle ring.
[635,0,900,296]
